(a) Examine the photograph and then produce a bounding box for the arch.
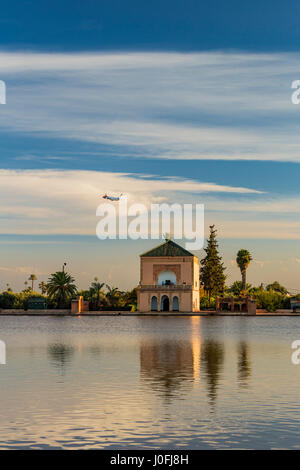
[158,270,177,286]
[150,296,158,311]
[172,296,179,312]
[160,295,170,312]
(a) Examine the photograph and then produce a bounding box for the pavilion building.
[138,239,200,313]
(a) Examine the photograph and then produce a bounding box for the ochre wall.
[140,256,197,285]
[138,255,200,313]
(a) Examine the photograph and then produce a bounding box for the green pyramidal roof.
[141,239,194,257]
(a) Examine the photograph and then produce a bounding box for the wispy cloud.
[0,168,298,240]
[1,51,300,161]
[0,265,46,275]
[0,168,261,235]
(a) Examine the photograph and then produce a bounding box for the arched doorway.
[151,296,158,311]
[160,295,170,312]
[172,296,179,312]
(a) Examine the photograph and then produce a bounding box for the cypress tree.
[200,225,226,304]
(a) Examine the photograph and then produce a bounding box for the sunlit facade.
[138,239,200,313]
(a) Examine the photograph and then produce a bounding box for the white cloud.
[0,168,261,235]
[200,196,300,214]
[1,51,300,160]
[211,220,300,239]
[0,168,298,240]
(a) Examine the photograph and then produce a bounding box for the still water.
[0,315,300,449]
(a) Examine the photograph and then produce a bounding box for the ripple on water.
[1,316,300,448]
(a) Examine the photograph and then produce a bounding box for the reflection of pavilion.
[139,336,226,403]
[140,317,202,398]
[190,316,201,383]
[140,340,195,398]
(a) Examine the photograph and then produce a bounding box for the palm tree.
[28,274,37,290]
[39,281,48,295]
[89,278,105,308]
[105,285,121,307]
[236,249,252,292]
[23,281,31,293]
[47,271,77,308]
[123,287,138,311]
[229,281,252,296]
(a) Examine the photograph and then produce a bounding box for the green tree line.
[0,228,297,313]
[200,225,298,312]
[0,271,137,311]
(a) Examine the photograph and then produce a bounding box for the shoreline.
[0,309,299,317]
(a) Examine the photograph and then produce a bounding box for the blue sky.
[1,1,300,291]
[2,0,300,52]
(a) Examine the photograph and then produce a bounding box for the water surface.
[0,315,299,449]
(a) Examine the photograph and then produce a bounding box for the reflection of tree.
[140,340,194,401]
[201,339,224,403]
[237,341,251,387]
[47,343,74,373]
